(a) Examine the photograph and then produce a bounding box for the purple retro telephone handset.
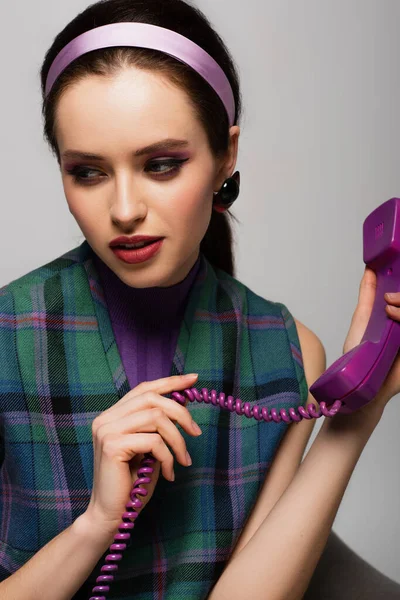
[88,198,400,600]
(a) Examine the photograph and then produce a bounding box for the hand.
[84,373,202,536]
[342,265,400,408]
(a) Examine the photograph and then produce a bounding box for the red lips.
[109,235,163,248]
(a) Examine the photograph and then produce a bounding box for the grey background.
[1,0,399,584]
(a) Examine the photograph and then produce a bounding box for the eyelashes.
[65,158,190,186]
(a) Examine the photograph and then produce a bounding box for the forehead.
[55,67,204,151]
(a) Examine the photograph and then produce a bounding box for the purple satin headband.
[44,22,235,126]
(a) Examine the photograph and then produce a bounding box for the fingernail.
[385,293,394,300]
[192,420,202,435]
[183,373,198,379]
[185,451,192,466]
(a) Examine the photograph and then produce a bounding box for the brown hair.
[40,0,243,276]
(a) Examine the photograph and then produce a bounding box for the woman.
[0,1,399,599]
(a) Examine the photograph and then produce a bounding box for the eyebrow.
[61,138,190,161]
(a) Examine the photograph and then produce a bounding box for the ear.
[213,125,241,192]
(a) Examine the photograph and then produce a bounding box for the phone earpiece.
[310,197,400,414]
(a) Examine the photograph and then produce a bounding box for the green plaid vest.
[0,240,308,599]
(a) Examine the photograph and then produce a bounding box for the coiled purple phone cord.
[88,387,342,600]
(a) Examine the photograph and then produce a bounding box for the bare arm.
[208,397,386,600]
[0,513,115,600]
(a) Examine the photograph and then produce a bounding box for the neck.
[92,254,202,328]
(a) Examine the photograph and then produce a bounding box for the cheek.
[170,178,212,226]
[63,184,102,235]
[62,179,80,218]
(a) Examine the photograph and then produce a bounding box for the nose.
[109,172,148,229]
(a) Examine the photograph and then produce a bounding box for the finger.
[94,391,202,438]
[385,304,400,317]
[130,374,198,399]
[109,408,192,468]
[384,293,400,306]
[103,432,176,481]
[344,268,376,353]
[128,393,201,438]
[354,266,376,319]
[98,374,198,420]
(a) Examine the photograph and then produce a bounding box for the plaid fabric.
[0,240,308,599]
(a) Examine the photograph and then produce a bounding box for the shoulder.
[270,316,327,463]
[209,263,292,317]
[209,263,327,378]
[0,242,87,302]
[293,317,326,377]
[210,262,326,359]
[210,266,327,398]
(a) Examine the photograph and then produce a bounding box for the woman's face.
[55,67,240,287]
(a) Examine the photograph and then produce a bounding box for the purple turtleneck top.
[92,254,201,390]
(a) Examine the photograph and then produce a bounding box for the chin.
[118,264,174,288]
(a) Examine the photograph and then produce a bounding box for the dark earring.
[213,171,240,213]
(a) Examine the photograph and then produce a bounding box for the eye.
[65,166,104,186]
[145,158,190,176]
[65,158,189,186]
